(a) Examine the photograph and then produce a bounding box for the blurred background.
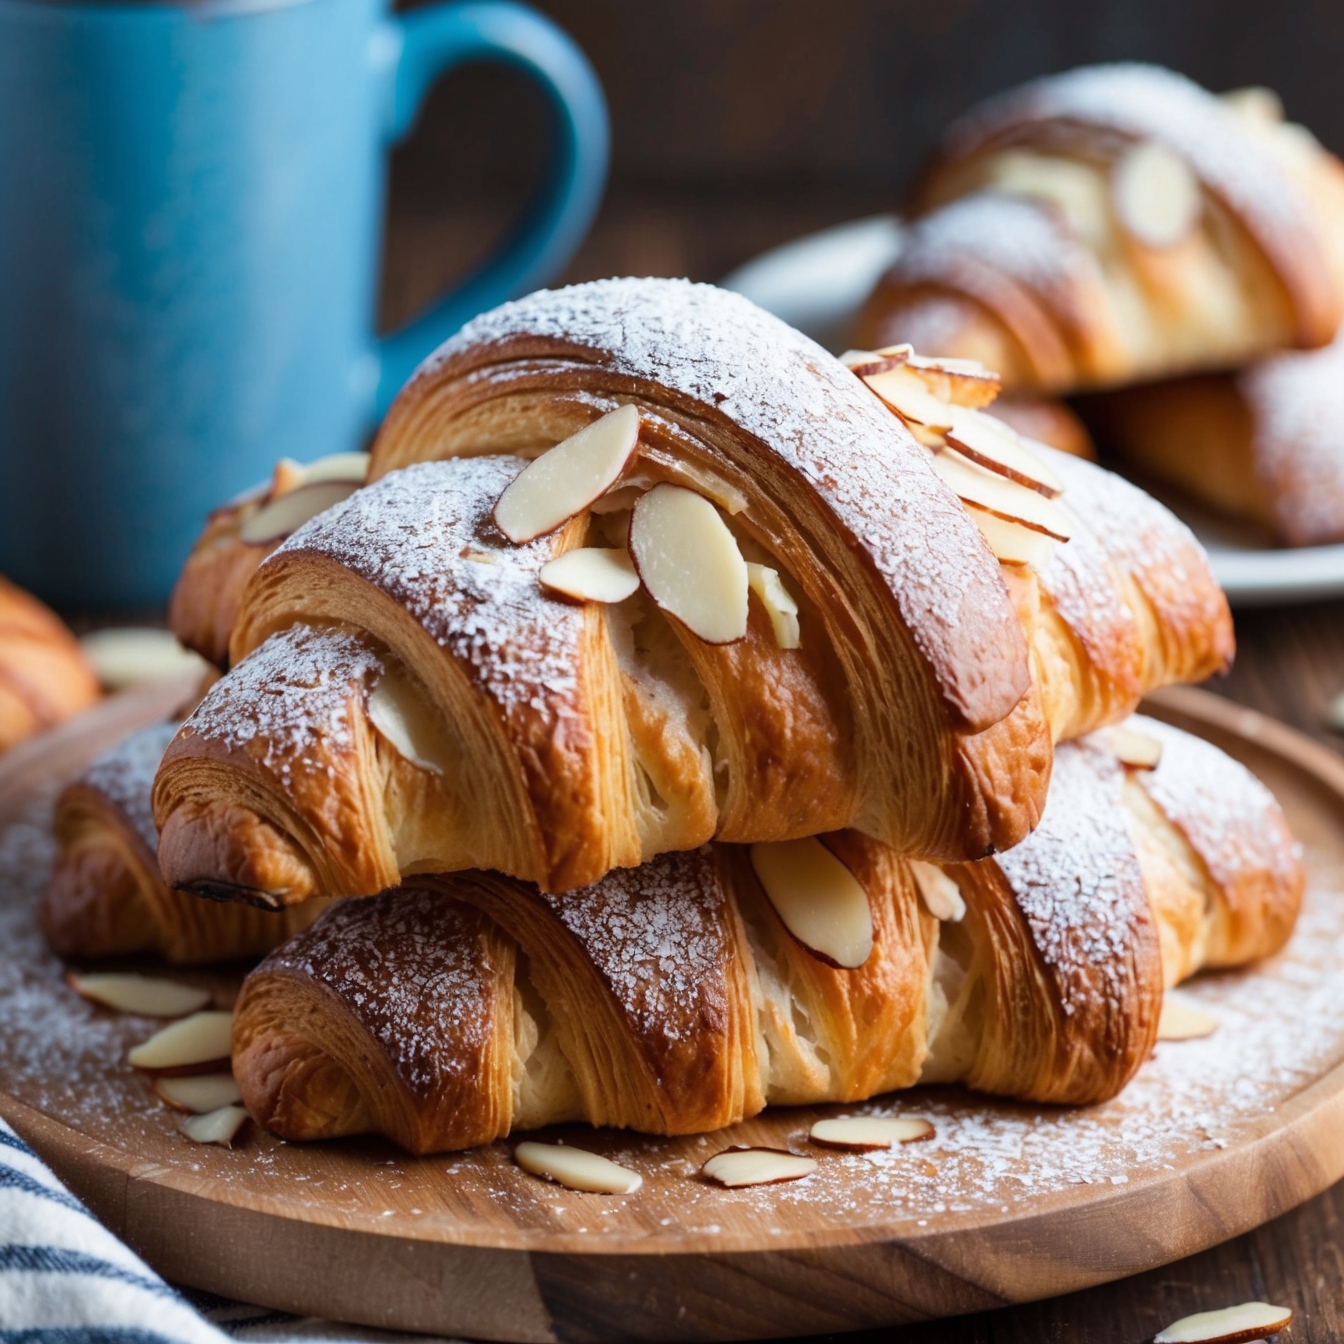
[383,0,1344,326]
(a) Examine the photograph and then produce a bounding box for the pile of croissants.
[37,264,1305,1156]
[859,62,1344,547]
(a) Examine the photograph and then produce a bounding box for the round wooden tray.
[2,681,1344,1342]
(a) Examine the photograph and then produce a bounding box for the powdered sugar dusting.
[1239,327,1344,546]
[80,722,178,851]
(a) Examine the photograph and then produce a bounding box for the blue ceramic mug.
[0,0,608,607]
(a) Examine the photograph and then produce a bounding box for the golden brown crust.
[0,576,100,753]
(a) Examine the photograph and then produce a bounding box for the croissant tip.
[175,879,287,912]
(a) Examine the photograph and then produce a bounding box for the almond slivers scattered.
[809,1117,935,1151]
[239,478,361,544]
[78,628,209,692]
[909,861,965,923]
[1112,726,1163,770]
[368,666,454,775]
[1154,1301,1292,1344]
[180,1104,249,1147]
[128,1010,233,1072]
[68,972,210,1018]
[539,548,641,604]
[701,1147,817,1188]
[1158,998,1219,1042]
[746,563,800,649]
[155,1073,243,1114]
[930,450,1072,542]
[750,837,874,969]
[513,1141,642,1194]
[493,405,640,544]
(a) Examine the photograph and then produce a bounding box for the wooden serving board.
[3,683,1344,1342]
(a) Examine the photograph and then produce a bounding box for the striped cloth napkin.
[0,1120,460,1343]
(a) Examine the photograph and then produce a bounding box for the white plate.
[722,216,1344,608]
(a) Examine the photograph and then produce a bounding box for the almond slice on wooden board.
[367,667,453,776]
[128,1011,233,1073]
[68,972,211,1018]
[1112,141,1202,250]
[513,1142,642,1194]
[239,479,363,545]
[1112,725,1164,770]
[629,483,749,644]
[930,450,1072,542]
[180,1104,249,1147]
[964,504,1058,570]
[154,1073,243,1114]
[745,563,800,649]
[79,628,211,691]
[701,1148,817,1189]
[539,548,641,604]
[944,407,1064,498]
[1154,1301,1292,1343]
[749,838,874,969]
[493,405,641,544]
[909,860,965,922]
[1158,998,1219,1041]
[809,1116,935,1151]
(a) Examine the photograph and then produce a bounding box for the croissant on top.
[857,65,1344,394]
[151,280,1230,906]
[231,717,1302,1154]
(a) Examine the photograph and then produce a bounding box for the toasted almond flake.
[840,346,911,378]
[155,1073,243,1113]
[701,1147,817,1188]
[179,1104,249,1147]
[79,628,210,691]
[539,548,641,604]
[944,407,1063,497]
[128,1011,233,1072]
[68,973,210,1018]
[964,504,1058,569]
[1158,998,1219,1041]
[589,484,646,516]
[901,354,1002,409]
[367,666,453,775]
[909,861,965,922]
[745,563,801,649]
[1154,1301,1292,1343]
[493,405,640,544]
[930,450,1072,541]
[239,479,361,544]
[297,450,370,488]
[1112,141,1202,250]
[860,363,956,432]
[749,838,873,969]
[513,1142,642,1194]
[1112,726,1164,770]
[809,1116,935,1151]
[629,483,749,644]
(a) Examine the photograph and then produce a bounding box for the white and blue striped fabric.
[0,1121,459,1344]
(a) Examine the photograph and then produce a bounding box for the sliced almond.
[944,408,1063,498]
[589,484,646,516]
[629,483,749,644]
[1154,1301,1292,1344]
[297,450,370,488]
[179,1104,249,1147]
[79,627,210,691]
[909,861,965,922]
[930,450,1072,541]
[239,479,361,545]
[367,666,453,776]
[1158,998,1219,1041]
[1112,141,1202,250]
[841,345,911,378]
[809,1116,935,1151]
[701,1147,817,1188]
[513,1142,642,1194]
[745,563,801,650]
[493,405,640,544]
[539,548,641,604]
[154,1073,243,1114]
[964,503,1057,569]
[128,1010,233,1072]
[68,973,211,1018]
[1112,726,1163,770]
[901,354,1001,409]
[749,837,874,969]
[860,363,956,433]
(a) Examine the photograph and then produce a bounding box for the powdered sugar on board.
[3,779,1343,1248]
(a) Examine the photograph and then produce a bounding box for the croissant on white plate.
[149,280,1230,908]
[231,716,1302,1155]
[857,65,1344,395]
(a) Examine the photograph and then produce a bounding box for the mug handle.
[374,1,610,415]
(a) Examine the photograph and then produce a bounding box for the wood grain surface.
[1,682,1343,1341]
